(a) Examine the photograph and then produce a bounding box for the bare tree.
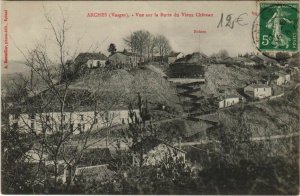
[156,35,171,60]
[8,8,123,192]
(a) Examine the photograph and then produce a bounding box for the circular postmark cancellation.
[252,3,299,61]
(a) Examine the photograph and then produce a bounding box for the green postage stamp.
[259,3,298,52]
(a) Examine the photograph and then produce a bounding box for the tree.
[123,31,172,62]
[156,35,171,60]
[6,8,120,193]
[123,30,151,61]
[217,49,229,59]
[108,43,117,56]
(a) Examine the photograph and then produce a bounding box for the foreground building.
[132,138,186,166]
[9,109,139,135]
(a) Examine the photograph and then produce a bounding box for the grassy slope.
[69,68,182,111]
[200,64,265,95]
[217,88,299,137]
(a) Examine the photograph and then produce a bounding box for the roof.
[75,52,108,65]
[275,71,290,76]
[168,52,182,57]
[75,164,115,182]
[76,148,113,167]
[252,55,278,63]
[246,84,271,89]
[234,57,256,63]
[111,51,142,57]
[219,94,239,100]
[132,136,186,155]
[223,56,233,60]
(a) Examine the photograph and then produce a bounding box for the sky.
[2,1,260,73]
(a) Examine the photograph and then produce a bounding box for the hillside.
[214,88,299,138]
[200,64,266,95]
[69,68,182,111]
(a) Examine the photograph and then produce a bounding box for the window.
[83,124,85,131]
[105,112,109,121]
[62,115,66,121]
[94,111,98,123]
[46,115,50,122]
[70,124,74,132]
[12,122,18,130]
[31,122,35,130]
[97,61,100,67]
[29,113,35,120]
[13,114,20,120]
[78,124,82,132]
[80,114,84,121]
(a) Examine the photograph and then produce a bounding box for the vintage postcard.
[1,0,299,194]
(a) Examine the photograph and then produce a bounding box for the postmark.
[252,2,298,60]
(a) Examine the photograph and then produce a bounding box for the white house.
[244,84,272,99]
[86,59,106,68]
[168,52,184,64]
[218,95,240,108]
[271,71,291,86]
[132,139,186,166]
[75,52,108,68]
[9,109,139,135]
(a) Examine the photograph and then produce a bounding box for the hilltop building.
[75,52,108,68]
[167,52,184,64]
[108,50,144,69]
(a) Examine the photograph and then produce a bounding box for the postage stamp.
[258,3,298,52]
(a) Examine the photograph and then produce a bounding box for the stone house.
[244,84,272,99]
[271,71,291,86]
[108,51,144,69]
[74,52,108,68]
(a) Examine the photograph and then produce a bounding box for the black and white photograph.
[1,1,299,194]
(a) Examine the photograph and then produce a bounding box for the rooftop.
[75,52,108,65]
[247,84,271,89]
[168,52,182,57]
